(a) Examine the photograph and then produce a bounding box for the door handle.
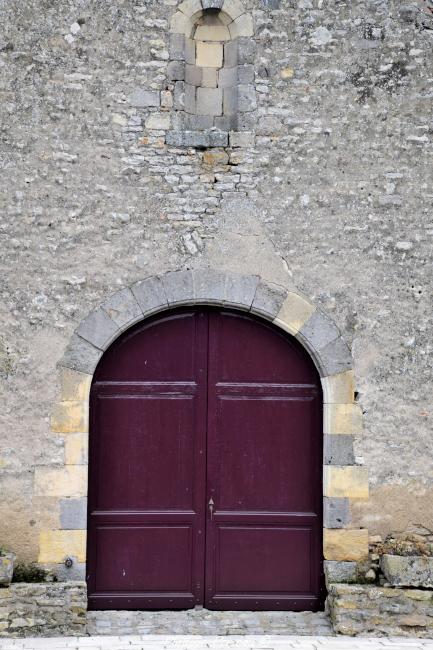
[208,497,214,520]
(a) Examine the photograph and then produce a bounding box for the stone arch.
[39,270,369,583]
[167,0,256,146]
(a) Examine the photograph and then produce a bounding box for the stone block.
[202,0,224,8]
[321,370,355,404]
[229,131,255,147]
[101,288,143,331]
[195,25,231,41]
[185,83,197,114]
[325,403,363,435]
[237,36,256,63]
[76,308,119,350]
[179,0,202,15]
[209,130,229,146]
[129,88,160,108]
[324,434,356,466]
[162,270,195,306]
[319,336,353,376]
[238,64,255,83]
[251,281,288,320]
[202,67,218,87]
[169,33,185,61]
[237,111,257,131]
[324,560,358,584]
[60,334,103,375]
[34,466,88,498]
[51,400,88,434]
[324,466,369,499]
[196,87,223,116]
[0,553,15,587]
[48,561,86,582]
[60,498,87,530]
[298,309,340,353]
[64,432,88,465]
[183,130,211,147]
[59,368,92,402]
[274,292,315,336]
[39,530,87,563]
[215,114,238,131]
[223,87,238,115]
[222,0,245,20]
[324,529,369,561]
[193,269,227,303]
[167,60,185,81]
[146,112,171,130]
[185,37,196,64]
[381,554,433,588]
[170,11,189,34]
[174,81,186,110]
[229,14,254,38]
[224,40,238,67]
[131,275,168,316]
[219,66,238,88]
[238,84,257,111]
[184,114,214,130]
[324,497,351,528]
[225,273,260,310]
[196,42,223,68]
[185,64,203,86]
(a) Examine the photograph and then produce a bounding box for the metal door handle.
[208,497,214,519]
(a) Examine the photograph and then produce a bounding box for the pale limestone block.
[38,529,87,563]
[59,368,92,402]
[64,433,88,465]
[321,370,355,404]
[202,67,218,87]
[324,403,363,434]
[185,38,196,64]
[222,0,245,20]
[51,400,88,434]
[170,11,189,34]
[323,466,369,500]
[194,25,231,41]
[323,529,369,561]
[273,292,316,335]
[196,87,223,115]
[145,112,171,130]
[34,466,88,498]
[196,41,223,68]
[228,13,254,38]
[178,0,202,16]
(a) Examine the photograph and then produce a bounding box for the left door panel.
[87,310,208,610]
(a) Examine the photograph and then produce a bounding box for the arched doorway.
[86,306,324,611]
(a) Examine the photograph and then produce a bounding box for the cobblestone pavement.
[1,637,433,649]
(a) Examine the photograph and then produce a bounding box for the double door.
[87,308,324,610]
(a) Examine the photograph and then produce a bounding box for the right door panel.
[205,310,324,611]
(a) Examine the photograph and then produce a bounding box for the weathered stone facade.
[0,0,432,623]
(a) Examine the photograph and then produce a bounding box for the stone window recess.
[166,0,257,148]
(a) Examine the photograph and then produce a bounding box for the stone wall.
[0,0,432,565]
[328,583,433,638]
[0,582,86,637]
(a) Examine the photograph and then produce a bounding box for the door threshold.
[87,608,333,636]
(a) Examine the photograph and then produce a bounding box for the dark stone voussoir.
[319,336,354,376]
[251,280,288,320]
[101,287,143,331]
[131,275,168,316]
[76,308,120,350]
[162,270,195,306]
[224,273,260,310]
[59,334,103,375]
[193,269,227,304]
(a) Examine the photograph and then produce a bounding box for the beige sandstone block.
[321,370,355,404]
[324,529,369,561]
[228,13,254,38]
[324,403,363,434]
[222,0,245,20]
[170,11,189,34]
[64,433,88,465]
[273,293,315,335]
[195,25,231,41]
[39,529,86,563]
[196,42,223,68]
[324,466,369,500]
[51,400,88,434]
[178,0,202,16]
[59,368,92,402]
[34,465,88,498]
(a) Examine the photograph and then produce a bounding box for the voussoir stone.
[162,270,195,305]
[251,281,288,320]
[76,308,120,350]
[319,336,354,376]
[101,287,143,331]
[60,334,103,375]
[298,309,340,353]
[193,269,227,304]
[224,273,260,310]
[131,275,168,316]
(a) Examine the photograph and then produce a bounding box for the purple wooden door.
[87,308,323,611]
